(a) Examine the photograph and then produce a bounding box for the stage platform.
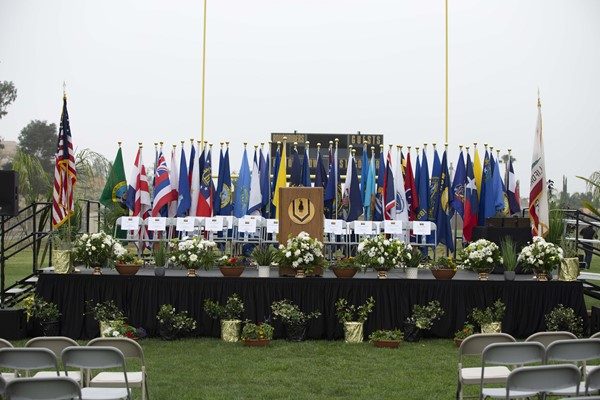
[36,268,589,340]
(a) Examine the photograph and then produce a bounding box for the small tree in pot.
[404,300,445,342]
[152,242,169,277]
[500,237,518,281]
[23,294,60,336]
[405,247,424,279]
[241,321,274,346]
[335,297,375,343]
[545,304,584,337]
[86,300,126,337]
[429,256,457,280]
[156,304,197,340]
[204,294,245,342]
[271,299,321,341]
[470,299,506,333]
[251,245,278,277]
[330,250,362,278]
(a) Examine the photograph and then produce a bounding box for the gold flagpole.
[200,0,208,144]
[445,0,449,144]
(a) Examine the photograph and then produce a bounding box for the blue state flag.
[360,143,369,204]
[217,147,233,216]
[270,146,281,217]
[213,146,224,215]
[259,147,270,210]
[478,150,491,225]
[450,150,466,218]
[429,148,441,222]
[233,148,251,217]
[416,149,430,222]
[436,150,455,252]
[290,147,302,186]
[346,156,363,222]
[301,146,311,187]
[324,147,338,218]
[177,146,191,217]
[373,149,385,221]
[363,154,376,219]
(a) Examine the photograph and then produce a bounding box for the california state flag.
[528,98,549,237]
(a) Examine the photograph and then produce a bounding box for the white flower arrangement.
[460,239,502,273]
[278,231,325,271]
[356,235,411,271]
[518,236,564,274]
[72,232,120,268]
[169,236,218,270]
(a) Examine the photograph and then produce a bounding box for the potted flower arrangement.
[356,235,411,279]
[86,300,126,336]
[271,299,321,341]
[518,236,564,281]
[500,237,518,281]
[545,304,583,337]
[335,297,375,343]
[558,239,579,281]
[114,248,143,276]
[429,256,457,280]
[217,255,246,277]
[156,304,197,340]
[72,232,121,275]
[405,247,424,279]
[330,250,361,279]
[251,245,278,278]
[460,239,502,280]
[453,323,475,347]
[169,236,219,277]
[152,242,169,277]
[23,294,60,336]
[469,299,505,333]
[100,320,141,340]
[277,231,325,278]
[203,294,245,342]
[241,321,274,347]
[369,329,404,349]
[404,300,445,342]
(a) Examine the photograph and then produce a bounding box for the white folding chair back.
[586,366,600,395]
[0,348,59,377]
[546,339,600,366]
[25,337,81,382]
[62,347,131,400]
[525,331,577,348]
[5,376,82,400]
[456,333,516,400]
[507,364,581,398]
[0,339,13,349]
[0,339,15,382]
[87,338,148,400]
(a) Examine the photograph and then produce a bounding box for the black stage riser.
[36,274,589,340]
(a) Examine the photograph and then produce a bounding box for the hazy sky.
[1,0,599,193]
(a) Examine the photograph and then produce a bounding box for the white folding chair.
[5,376,82,400]
[546,338,600,396]
[456,333,516,400]
[504,364,581,399]
[409,221,437,260]
[525,331,577,348]
[62,347,131,400]
[87,338,148,400]
[0,348,59,379]
[479,341,545,399]
[586,366,600,396]
[0,339,15,382]
[25,337,82,383]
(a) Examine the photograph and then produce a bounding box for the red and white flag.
[125,147,151,245]
[52,95,77,228]
[168,146,179,218]
[528,97,549,237]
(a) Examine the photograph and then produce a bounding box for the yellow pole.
[200,0,208,144]
[445,0,449,144]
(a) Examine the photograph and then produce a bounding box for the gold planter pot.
[559,258,579,281]
[220,319,241,342]
[187,269,197,277]
[377,270,388,279]
[477,272,489,281]
[343,322,364,343]
[481,322,502,334]
[52,250,73,274]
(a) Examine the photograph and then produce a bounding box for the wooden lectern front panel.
[278,187,324,244]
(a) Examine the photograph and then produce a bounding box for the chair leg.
[456,380,462,400]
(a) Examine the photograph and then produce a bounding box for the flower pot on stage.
[285,323,307,342]
[92,265,103,275]
[187,269,197,277]
[258,265,270,278]
[403,323,422,342]
[343,322,363,343]
[220,319,241,342]
[477,272,489,281]
[52,250,73,274]
[559,258,579,281]
[503,271,516,281]
[295,269,306,278]
[376,269,388,279]
[219,266,245,278]
[278,266,296,277]
[431,269,456,280]
[535,272,548,282]
[406,267,418,280]
[41,320,60,336]
[115,264,141,276]
[481,322,502,334]
[154,266,166,277]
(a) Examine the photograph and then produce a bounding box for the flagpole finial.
[243,142,247,147]
[209,143,213,148]
[508,148,512,154]
[180,140,185,145]
[432,142,437,148]
[154,142,158,147]
[220,142,224,147]
[254,144,258,149]
[407,146,411,152]
[351,148,356,156]
[445,143,448,149]
[62,81,67,99]
[283,136,288,141]
[172,144,177,149]
[305,141,309,146]
[159,141,163,146]
[226,141,230,147]
[423,143,428,148]
[138,142,142,148]
[317,142,321,149]
[466,146,470,151]
[473,142,478,147]
[260,142,264,147]
[489,145,494,151]
[415,146,420,152]
[484,143,488,148]
[117,141,122,147]
[190,138,194,143]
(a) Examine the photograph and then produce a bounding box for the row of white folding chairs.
[0,337,148,400]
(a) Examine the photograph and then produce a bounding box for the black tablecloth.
[36,273,588,340]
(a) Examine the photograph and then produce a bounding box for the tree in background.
[578,171,600,218]
[17,120,58,175]
[11,149,51,204]
[0,80,17,120]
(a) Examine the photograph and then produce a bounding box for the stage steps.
[1,273,38,308]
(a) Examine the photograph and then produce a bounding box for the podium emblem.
[287,198,315,225]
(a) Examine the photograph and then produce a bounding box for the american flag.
[52,95,77,228]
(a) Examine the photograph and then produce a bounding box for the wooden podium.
[278,187,324,244]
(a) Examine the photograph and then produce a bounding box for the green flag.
[100,147,127,208]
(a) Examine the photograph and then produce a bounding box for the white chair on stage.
[409,221,437,260]
[323,219,347,259]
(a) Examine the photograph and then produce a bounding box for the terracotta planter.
[454,338,464,348]
[331,267,358,279]
[219,266,245,277]
[406,267,419,279]
[242,338,270,347]
[372,340,401,349]
[278,266,296,277]
[431,269,456,280]
[115,264,141,276]
[306,266,324,277]
[220,319,241,342]
[481,322,502,333]
[343,322,364,343]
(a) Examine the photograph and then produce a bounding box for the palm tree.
[577,172,600,218]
